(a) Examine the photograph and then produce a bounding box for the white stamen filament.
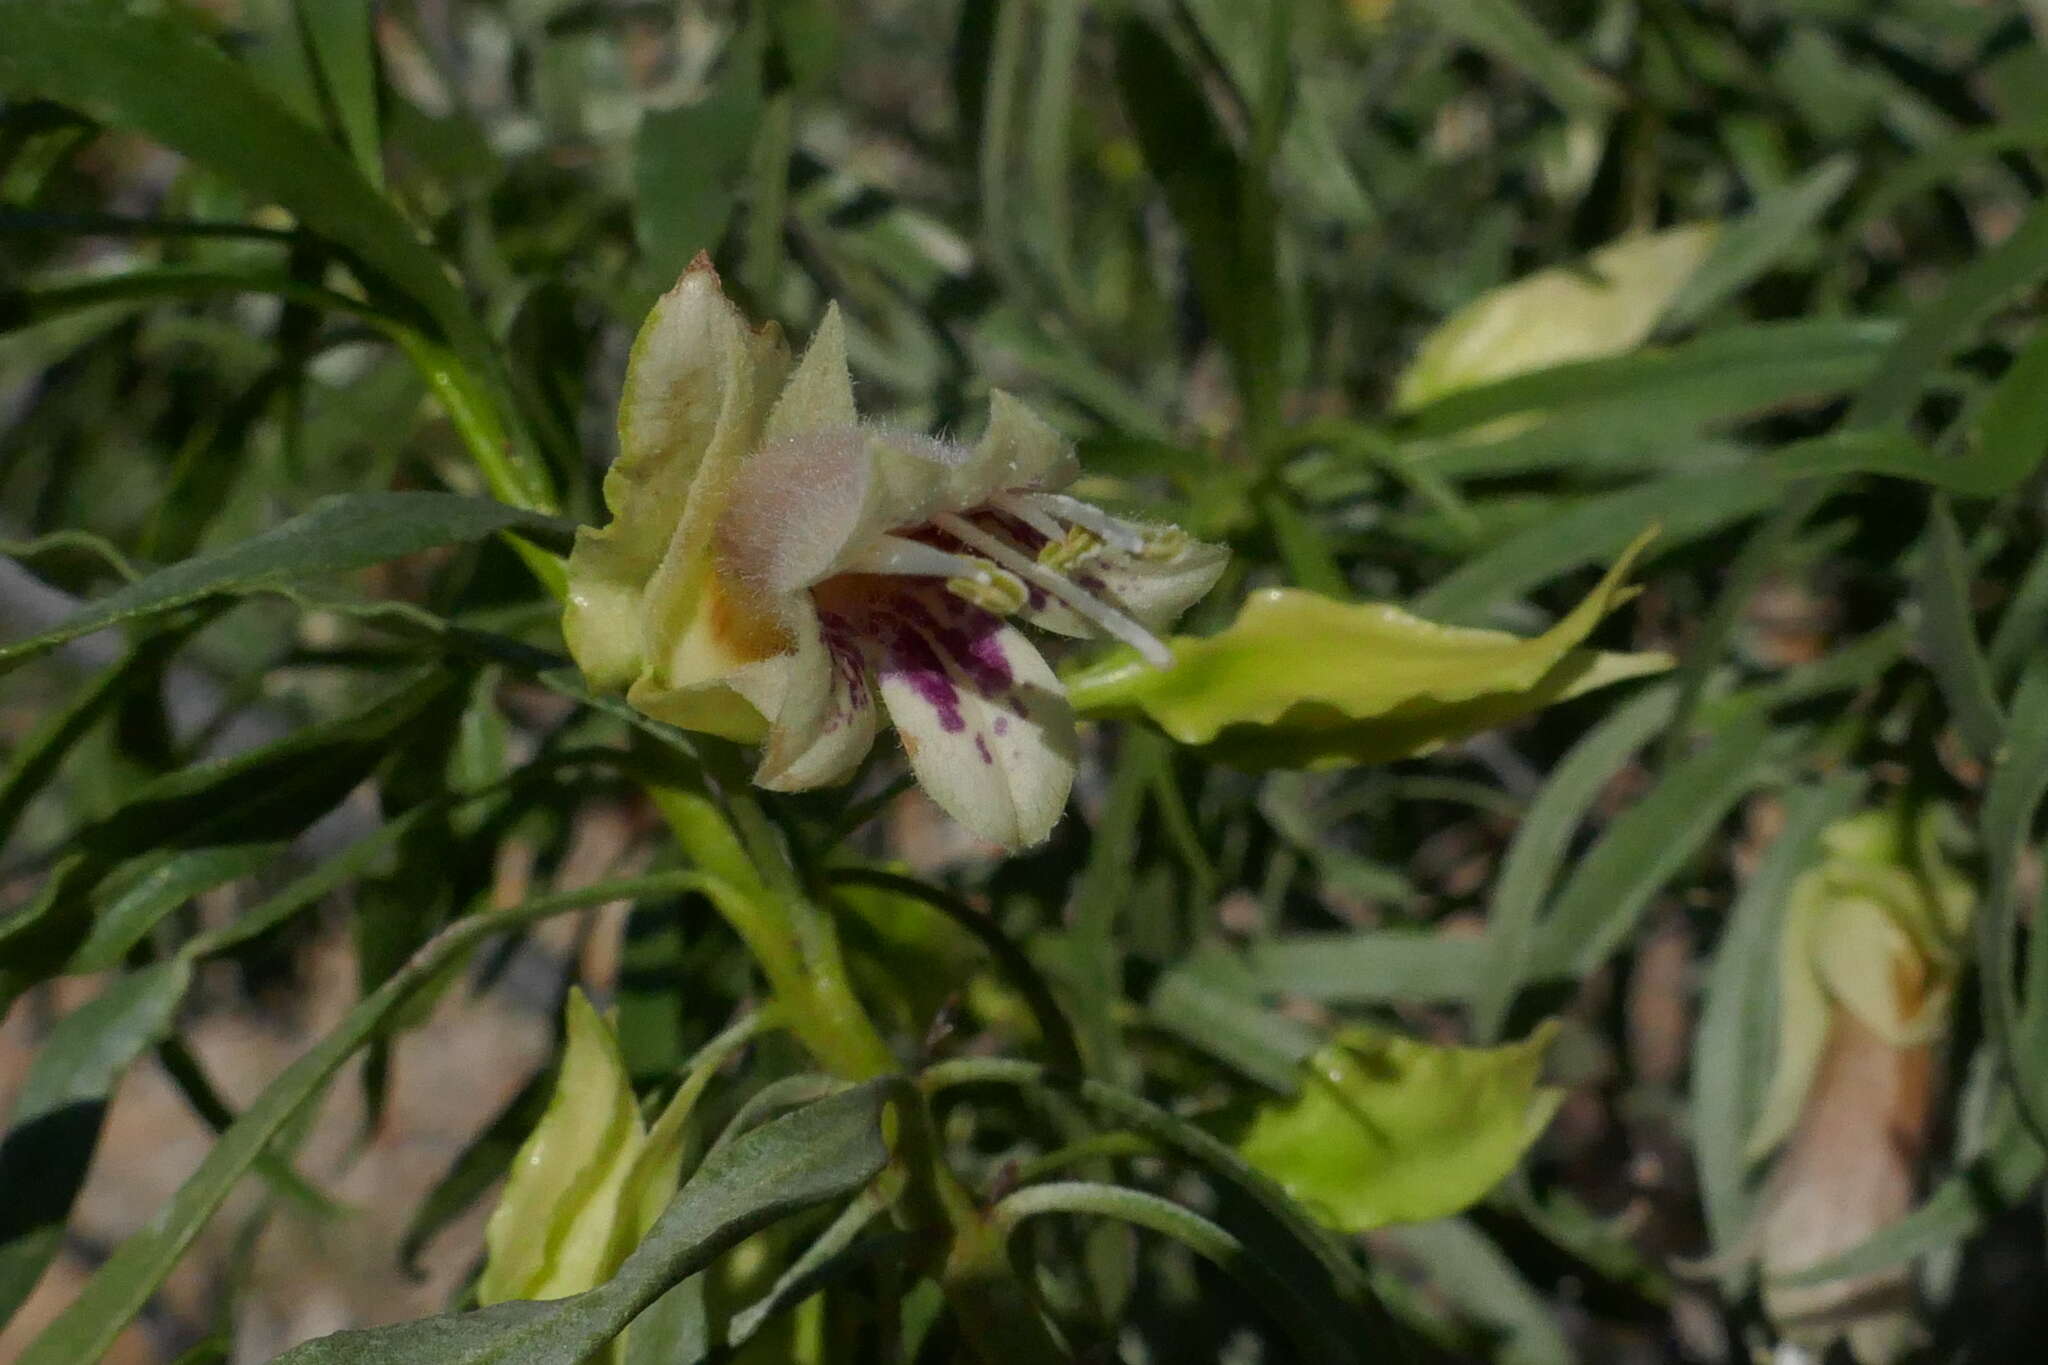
[841,533,1025,614]
[989,493,1068,545]
[1021,492,1153,555]
[933,512,1174,668]
[844,533,1001,583]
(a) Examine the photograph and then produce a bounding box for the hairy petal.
[763,302,858,442]
[975,389,1079,493]
[716,392,1083,601]
[637,290,794,701]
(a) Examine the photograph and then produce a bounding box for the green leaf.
[1235,1023,1562,1232]
[1530,712,1780,980]
[633,37,764,281]
[927,1056,1389,1341]
[0,493,570,673]
[0,2,446,347]
[1394,225,1719,412]
[1659,157,1856,330]
[0,625,199,851]
[1977,658,2048,1148]
[1848,198,2048,430]
[0,0,552,513]
[1244,931,1490,1006]
[67,842,284,973]
[1405,319,1897,457]
[89,671,450,859]
[1421,0,1620,119]
[1114,14,1284,436]
[826,867,1085,1075]
[1472,684,1679,1040]
[1066,531,1669,767]
[1420,422,2034,624]
[1379,1219,1572,1365]
[1915,496,2004,763]
[270,1082,896,1365]
[1146,963,1319,1093]
[294,0,382,189]
[994,1180,1367,1363]
[0,961,191,1329]
[1972,323,2048,513]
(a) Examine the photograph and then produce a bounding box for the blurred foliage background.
[3,0,2048,1362]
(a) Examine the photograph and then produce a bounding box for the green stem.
[647,781,894,1082]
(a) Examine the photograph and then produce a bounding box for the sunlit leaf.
[480,990,649,1307]
[1065,531,1668,767]
[273,1083,895,1365]
[1236,1023,1562,1232]
[1394,224,1719,413]
[480,988,723,1360]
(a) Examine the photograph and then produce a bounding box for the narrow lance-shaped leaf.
[0,493,572,674]
[0,962,193,1329]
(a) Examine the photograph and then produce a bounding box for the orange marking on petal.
[1889,950,1929,1020]
[707,584,792,663]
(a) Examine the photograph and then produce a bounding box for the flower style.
[564,258,1226,847]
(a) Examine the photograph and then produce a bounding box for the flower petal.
[714,391,1081,600]
[1024,530,1230,639]
[635,275,798,695]
[762,302,857,442]
[626,665,777,743]
[565,255,788,691]
[618,255,787,473]
[753,604,880,791]
[975,389,1078,494]
[866,594,1077,848]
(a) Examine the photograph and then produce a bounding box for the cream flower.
[564,258,1226,847]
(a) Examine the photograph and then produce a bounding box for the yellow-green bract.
[479,991,703,1359]
[1064,530,1669,768]
[1236,1022,1562,1232]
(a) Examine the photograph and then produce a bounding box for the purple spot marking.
[974,734,994,764]
[993,716,1009,736]
[899,593,1015,697]
[879,620,964,732]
